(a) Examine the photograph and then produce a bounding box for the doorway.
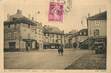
[9,42,16,50]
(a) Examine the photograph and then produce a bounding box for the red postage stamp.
[48,2,64,22]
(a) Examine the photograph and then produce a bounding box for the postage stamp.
[48,2,64,22]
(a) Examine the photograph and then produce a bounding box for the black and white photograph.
[0,0,110,71]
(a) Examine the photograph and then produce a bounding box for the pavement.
[4,49,92,69]
[65,53,106,69]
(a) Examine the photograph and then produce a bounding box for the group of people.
[26,43,64,56]
[57,44,64,56]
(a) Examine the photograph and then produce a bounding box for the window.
[56,40,58,43]
[52,34,54,37]
[95,21,97,24]
[57,35,58,38]
[9,42,16,49]
[10,24,14,28]
[13,32,17,39]
[14,24,16,28]
[45,34,49,36]
[94,20,100,27]
[58,35,60,38]
[7,32,11,39]
[80,32,82,35]
[8,24,10,28]
[52,38,54,43]
[96,21,98,24]
[84,32,86,35]
[94,29,99,36]
[97,23,99,27]
[34,29,37,34]
[45,34,46,36]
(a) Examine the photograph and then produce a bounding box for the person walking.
[57,44,60,55]
[58,44,64,56]
[60,44,64,56]
[26,43,29,51]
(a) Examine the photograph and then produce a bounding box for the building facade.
[33,22,43,50]
[66,29,88,49]
[87,11,107,38]
[77,29,88,43]
[87,11,107,50]
[64,30,78,48]
[77,29,88,49]
[4,10,43,51]
[43,25,65,49]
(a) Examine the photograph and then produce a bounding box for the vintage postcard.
[0,0,111,73]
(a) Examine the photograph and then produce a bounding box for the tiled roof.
[4,17,36,25]
[78,29,88,36]
[79,29,88,33]
[4,10,37,25]
[87,11,107,20]
[43,25,64,34]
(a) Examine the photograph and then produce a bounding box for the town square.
[3,0,107,70]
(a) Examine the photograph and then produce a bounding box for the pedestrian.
[60,44,64,56]
[57,44,60,55]
[73,42,77,48]
[26,43,29,51]
[58,44,64,56]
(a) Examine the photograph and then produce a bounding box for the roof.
[78,29,88,36]
[4,9,36,25]
[68,30,78,34]
[79,29,88,33]
[4,17,36,25]
[43,25,64,34]
[87,11,107,20]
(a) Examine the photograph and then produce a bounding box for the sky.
[0,0,109,33]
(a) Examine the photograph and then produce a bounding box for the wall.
[88,20,106,38]
[4,23,20,49]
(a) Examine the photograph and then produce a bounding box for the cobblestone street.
[4,49,92,69]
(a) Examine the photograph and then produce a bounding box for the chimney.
[88,13,90,17]
[17,9,22,14]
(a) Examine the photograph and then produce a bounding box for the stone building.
[4,10,43,51]
[64,30,79,48]
[64,33,78,48]
[66,29,88,49]
[87,11,107,50]
[64,33,73,48]
[33,22,43,50]
[87,11,107,38]
[77,29,88,49]
[77,29,88,43]
[43,25,65,49]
